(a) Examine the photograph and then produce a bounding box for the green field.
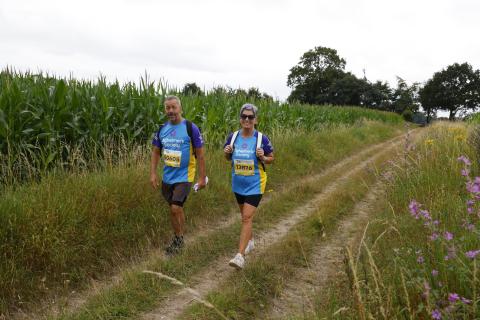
[0,69,401,186]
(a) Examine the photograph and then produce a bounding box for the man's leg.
[170,204,185,236]
[166,182,191,254]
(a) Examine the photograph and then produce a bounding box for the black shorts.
[234,193,263,208]
[161,182,192,207]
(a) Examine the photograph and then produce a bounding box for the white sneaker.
[229,253,245,269]
[245,239,255,255]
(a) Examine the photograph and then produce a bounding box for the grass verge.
[319,122,480,319]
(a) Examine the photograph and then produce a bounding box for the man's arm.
[195,147,207,189]
[150,146,161,189]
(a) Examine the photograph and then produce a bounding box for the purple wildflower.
[466,181,480,194]
[461,297,472,304]
[444,232,453,241]
[431,269,439,276]
[409,200,420,219]
[433,220,440,226]
[467,199,475,206]
[448,293,460,303]
[465,250,480,259]
[462,219,475,231]
[421,209,432,220]
[417,255,425,264]
[461,169,469,177]
[432,309,442,319]
[458,155,471,166]
[430,233,439,241]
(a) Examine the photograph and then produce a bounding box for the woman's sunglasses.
[240,114,255,120]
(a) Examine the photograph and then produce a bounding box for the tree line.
[287,46,480,121]
[181,46,479,122]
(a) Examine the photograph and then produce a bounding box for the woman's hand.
[256,148,265,161]
[224,145,233,154]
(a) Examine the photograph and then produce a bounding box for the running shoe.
[228,253,245,269]
[165,235,184,255]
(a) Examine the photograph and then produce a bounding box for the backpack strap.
[256,132,263,149]
[229,130,240,149]
[256,131,266,171]
[185,120,197,158]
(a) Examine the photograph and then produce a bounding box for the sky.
[1,0,479,101]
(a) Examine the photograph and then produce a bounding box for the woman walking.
[223,103,274,269]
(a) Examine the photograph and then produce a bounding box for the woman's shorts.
[234,193,263,208]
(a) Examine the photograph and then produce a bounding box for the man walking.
[150,95,206,255]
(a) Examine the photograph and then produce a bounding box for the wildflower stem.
[474,259,478,316]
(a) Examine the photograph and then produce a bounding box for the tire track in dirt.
[266,173,389,319]
[141,134,408,320]
[263,133,411,319]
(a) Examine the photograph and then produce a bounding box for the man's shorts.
[234,193,263,208]
[161,182,192,207]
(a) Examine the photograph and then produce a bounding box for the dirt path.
[265,171,389,319]
[141,135,407,320]
[263,134,410,319]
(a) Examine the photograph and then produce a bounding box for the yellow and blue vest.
[152,120,203,184]
[225,130,273,195]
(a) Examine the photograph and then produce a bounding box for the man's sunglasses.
[240,114,255,120]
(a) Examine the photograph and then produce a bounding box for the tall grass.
[327,123,480,319]
[0,68,402,185]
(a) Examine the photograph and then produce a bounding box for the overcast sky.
[1,0,479,101]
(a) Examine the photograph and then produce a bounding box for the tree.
[247,87,262,100]
[327,73,365,106]
[419,63,480,120]
[182,82,203,96]
[362,80,392,110]
[418,80,437,123]
[287,46,346,104]
[390,77,420,115]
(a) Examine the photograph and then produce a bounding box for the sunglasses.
[240,114,255,120]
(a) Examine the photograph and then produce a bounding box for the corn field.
[0,68,402,185]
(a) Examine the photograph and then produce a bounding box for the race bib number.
[164,149,181,167]
[234,159,255,176]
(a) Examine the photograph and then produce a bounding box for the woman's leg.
[238,203,257,255]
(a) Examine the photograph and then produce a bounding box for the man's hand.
[195,176,207,190]
[224,145,233,154]
[150,173,159,189]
